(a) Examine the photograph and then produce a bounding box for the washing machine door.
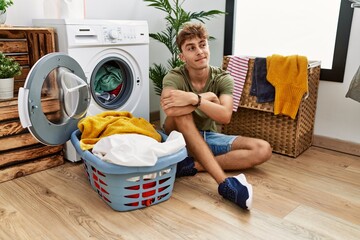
[18,52,90,146]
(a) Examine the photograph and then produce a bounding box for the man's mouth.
[196,57,207,62]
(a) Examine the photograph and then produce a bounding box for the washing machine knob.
[108,29,119,40]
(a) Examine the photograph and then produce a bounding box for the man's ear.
[179,53,185,62]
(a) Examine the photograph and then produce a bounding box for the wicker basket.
[222,56,321,157]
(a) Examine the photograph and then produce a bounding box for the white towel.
[92,131,186,167]
[227,56,250,111]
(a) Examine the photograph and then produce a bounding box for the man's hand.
[161,89,197,110]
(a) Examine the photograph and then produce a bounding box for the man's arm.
[197,93,233,124]
[161,87,221,116]
[161,87,197,116]
[161,87,233,124]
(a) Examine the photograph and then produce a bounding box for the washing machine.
[33,19,149,118]
[22,19,150,162]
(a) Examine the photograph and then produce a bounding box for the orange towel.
[78,111,161,150]
[266,54,308,119]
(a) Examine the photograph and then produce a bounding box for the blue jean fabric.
[200,131,237,156]
[251,57,275,103]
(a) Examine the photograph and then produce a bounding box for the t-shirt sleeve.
[218,72,234,96]
[162,69,183,90]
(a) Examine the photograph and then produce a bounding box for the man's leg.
[217,136,272,170]
[164,114,254,210]
[194,135,272,171]
[164,113,226,184]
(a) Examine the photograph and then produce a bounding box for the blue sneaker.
[218,174,253,210]
[176,156,198,178]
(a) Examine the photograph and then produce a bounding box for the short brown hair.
[176,22,209,52]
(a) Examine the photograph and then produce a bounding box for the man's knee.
[164,114,195,134]
[255,140,272,164]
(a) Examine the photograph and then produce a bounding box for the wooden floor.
[0,146,359,240]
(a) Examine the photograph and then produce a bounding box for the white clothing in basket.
[92,131,186,167]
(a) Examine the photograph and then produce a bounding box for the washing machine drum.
[18,52,91,146]
[90,57,134,110]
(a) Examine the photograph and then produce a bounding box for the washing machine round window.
[18,52,91,146]
[90,57,134,110]
[40,67,89,125]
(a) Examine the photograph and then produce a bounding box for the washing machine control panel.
[33,20,149,48]
[103,26,146,44]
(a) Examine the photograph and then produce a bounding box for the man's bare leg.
[164,114,226,184]
[194,136,272,171]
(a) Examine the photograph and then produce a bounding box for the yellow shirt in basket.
[78,111,161,150]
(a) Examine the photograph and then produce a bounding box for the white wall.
[4,0,360,144]
[314,9,360,143]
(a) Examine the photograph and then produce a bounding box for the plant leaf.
[149,63,167,95]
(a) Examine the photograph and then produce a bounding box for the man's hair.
[176,22,209,52]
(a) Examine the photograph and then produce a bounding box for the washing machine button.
[108,29,119,40]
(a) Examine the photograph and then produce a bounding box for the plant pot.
[0,77,14,99]
[0,10,7,24]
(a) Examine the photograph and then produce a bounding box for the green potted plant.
[0,0,13,12]
[0,0,14,24]
[0,52,22,99]
[143,0,225,96]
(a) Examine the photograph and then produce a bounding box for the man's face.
[179,37,210,70]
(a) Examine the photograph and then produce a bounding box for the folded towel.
[78,111,161,150]
[266,54,308,119]
[226,56,250,111]
[345,65,360,103]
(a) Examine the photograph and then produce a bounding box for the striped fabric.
[227,56,250,111]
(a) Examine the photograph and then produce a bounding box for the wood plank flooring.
[0,146,359,240]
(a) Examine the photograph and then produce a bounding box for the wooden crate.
[0,27,56,96]
[0,27,64,183]
[222,56,321,157]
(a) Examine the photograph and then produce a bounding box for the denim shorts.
[200,131,237,156]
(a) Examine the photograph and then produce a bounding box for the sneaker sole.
[234,174,253,210]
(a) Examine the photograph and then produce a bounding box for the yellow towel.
[78,111,161,150]
[266,54,308,119]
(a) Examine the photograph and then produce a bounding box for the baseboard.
[313,135,360,156]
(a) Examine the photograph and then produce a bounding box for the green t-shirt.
[163,65,234,132]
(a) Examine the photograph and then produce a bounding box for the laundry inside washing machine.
[90,58,134,110]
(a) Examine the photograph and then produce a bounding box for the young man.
[161,22,272,210]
